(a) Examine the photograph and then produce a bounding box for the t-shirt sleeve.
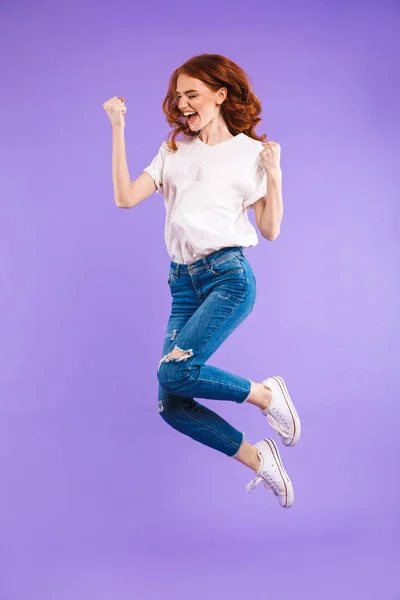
[143,142,168,194]
[243,158,267,208]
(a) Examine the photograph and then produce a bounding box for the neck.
[198,117,233,146]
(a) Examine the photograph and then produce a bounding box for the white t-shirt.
[143,132,267,265]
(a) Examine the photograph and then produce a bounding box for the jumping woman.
[103,53,301,508]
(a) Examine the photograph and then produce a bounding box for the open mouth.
[184,112,199,125]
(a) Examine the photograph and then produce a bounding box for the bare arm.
[258,170,283,240]
[248,142,283,240]
[247,170,283,241]
[112,126,156,209]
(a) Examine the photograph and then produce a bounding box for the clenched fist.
[260,141,281,175]
[103,96,127,128]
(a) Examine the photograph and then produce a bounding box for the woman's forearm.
[259,170,283,240]
[112,125,132,208]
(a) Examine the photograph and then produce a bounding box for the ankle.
[253,450,262,472]
[234,441,262,472]
[246,382,272,411]
[261,384,272,411]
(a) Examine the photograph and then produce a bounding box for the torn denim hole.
[157,344,194,372]
[158,399,164,413]
[169,329,178,342]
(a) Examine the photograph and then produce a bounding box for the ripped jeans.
[157,246,257,457]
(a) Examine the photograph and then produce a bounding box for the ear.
[216,87,228,105]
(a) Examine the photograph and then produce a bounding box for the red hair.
[162,54,267,151]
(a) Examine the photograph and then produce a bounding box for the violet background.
[1,0,399,598]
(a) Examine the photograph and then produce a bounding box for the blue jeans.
[157,246,257,457]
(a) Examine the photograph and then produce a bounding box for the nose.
[178,99,188,112]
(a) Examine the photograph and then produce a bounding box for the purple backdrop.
[1,0,399,598]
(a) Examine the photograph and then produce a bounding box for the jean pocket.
[168,270,175,285]
[210,255,244,277]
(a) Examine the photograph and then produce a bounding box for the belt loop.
[238,246,245,257]
[203,254,213,273]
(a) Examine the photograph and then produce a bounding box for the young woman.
[103,53,301,508]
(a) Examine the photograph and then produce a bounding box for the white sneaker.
[261,376,301,447]
[246,438,294,508]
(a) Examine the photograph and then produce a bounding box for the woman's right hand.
[103,96,127,128]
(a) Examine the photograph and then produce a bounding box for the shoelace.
[267,408,291,434]
[246,472,281,495]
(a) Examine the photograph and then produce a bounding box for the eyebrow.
[176,89,198,95]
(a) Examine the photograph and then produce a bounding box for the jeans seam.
[186,371,249,399]
[211,253,241,268]
[229,433,245,458]
[189,268,248,367]
[181,270,249,399]
[177,398,243,453]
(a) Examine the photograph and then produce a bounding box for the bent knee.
[157,345,194,391]
[158,395,180,425]
[158,395,195,425]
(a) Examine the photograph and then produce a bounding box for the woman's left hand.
[260,141,281,175]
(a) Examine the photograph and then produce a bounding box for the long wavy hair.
[162,54,267,151]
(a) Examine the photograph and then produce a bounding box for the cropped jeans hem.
[228,432,246,458]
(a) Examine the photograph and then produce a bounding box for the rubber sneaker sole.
[264,376,301,447]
